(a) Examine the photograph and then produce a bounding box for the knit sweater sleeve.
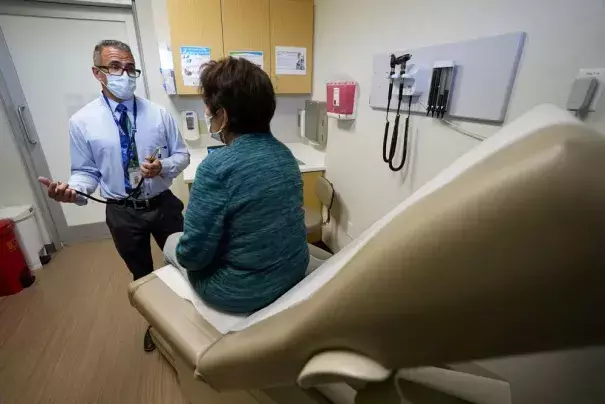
[176,160,228,272]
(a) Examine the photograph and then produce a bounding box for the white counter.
[183,137,326,184]
[286,142,327,173]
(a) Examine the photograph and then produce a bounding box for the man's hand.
[38,177,78,203]
[141,158,162,179]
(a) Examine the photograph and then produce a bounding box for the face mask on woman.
[204,113,224,143]
[103,73,137,100]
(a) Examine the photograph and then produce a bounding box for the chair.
[128,105,605,404]
[304,176,335,236]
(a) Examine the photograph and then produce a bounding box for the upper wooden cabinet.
[166,0,224,95]
[221,0,271,76]
[270,0,314,94]
[166,0,314,94]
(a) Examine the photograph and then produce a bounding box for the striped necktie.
[115,103,137,192]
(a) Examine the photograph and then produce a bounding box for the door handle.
[17,105,38,145]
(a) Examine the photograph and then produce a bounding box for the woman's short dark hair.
[200,57,276,134]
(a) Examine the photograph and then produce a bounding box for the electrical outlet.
[577,68,605,111]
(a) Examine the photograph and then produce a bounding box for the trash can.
[0,205,44,271]
[0,219,33,296]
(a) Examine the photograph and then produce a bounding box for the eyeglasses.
[95,65,141,78]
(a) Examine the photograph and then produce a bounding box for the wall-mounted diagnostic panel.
[370,32,526,123]
[426,61,455,118]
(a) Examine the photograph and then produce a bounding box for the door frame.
[0,0,148,244]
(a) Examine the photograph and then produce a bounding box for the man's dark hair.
[93,40,132,65]
[200,57,276,134]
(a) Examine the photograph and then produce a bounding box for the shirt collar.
[102,93,135,113]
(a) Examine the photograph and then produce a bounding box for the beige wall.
[313,0,605,250]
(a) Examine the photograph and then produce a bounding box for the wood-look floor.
[0,239,189,404]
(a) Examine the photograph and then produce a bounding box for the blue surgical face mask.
[103,72,137,100]
[204,113,224,143]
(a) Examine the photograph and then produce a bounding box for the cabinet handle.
[17,105,38,145]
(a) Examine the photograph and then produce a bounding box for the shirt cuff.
[159,158,174,177]
[67,182,88,206]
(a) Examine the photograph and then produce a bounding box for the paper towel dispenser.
[298,101,327,147]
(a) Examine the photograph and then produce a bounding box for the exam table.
[128,104,605,404]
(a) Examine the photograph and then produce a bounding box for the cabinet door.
[269,0,314,94]
[166,0,224,95]
[302,171,323,243]
[221,0,271,75]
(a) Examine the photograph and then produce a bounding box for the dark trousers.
[106,191,184,280]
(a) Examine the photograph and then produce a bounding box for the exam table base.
[133,276,498,404]
[131,274,330,404]
[151,327,330,404]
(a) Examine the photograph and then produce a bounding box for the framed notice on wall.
[229,51,264,70]
[275,46,307,75]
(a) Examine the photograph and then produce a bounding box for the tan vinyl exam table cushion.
[128,104,605,403]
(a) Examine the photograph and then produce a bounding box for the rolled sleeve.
[68,119,100,205]
[159,109,190,179]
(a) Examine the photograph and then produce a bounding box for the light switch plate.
[577,68,605,111]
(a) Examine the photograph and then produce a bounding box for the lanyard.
[103,94,138,167]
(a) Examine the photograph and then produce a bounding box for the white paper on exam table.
[154,265,247,334]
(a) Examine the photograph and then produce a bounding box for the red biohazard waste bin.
[0,219,33,296]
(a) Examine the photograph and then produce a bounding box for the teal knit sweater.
[176,133,309,313]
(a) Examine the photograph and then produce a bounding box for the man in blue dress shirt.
[40,40,190,351]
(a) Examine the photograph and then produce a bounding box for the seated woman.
[164,57,309,313]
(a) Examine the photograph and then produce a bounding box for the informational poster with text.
[180,46,211,87]
[275,46,307,75]
[229,50,264,70]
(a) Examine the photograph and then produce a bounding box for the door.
[221,0,271,75]
[166,0,223,95]
[0,82,55,248]
[269,0,314,94]
[0,1,145,242]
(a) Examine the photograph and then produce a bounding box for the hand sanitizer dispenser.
[180,111,200,141]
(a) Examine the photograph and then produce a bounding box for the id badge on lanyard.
[128,166,142,189]
[103,94,141,191]
[126,138,141,189]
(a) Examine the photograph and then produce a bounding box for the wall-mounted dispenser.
[180,110,200,141]
[299,101,328,147]
[326,80,358,120]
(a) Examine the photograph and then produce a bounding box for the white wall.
[313,0,605,250]
[0,98,51,244]
[170,95,306,144]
